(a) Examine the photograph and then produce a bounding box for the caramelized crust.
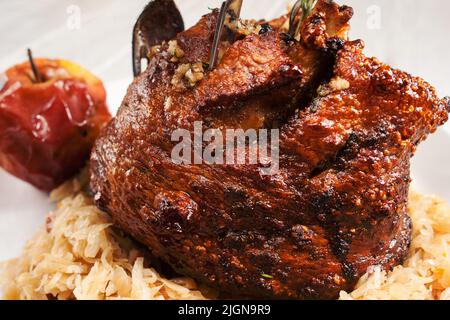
[90,0,449,299]
[176,10,219,64]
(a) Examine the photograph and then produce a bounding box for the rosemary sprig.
[301,0,317,21]
[288,0,318,39]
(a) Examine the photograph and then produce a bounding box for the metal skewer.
[208,0,244,70]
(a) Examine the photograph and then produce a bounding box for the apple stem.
[27,48,43,83]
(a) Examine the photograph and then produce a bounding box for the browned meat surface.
[90,0,450,299]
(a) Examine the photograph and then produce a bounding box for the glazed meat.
[90,0,450,299]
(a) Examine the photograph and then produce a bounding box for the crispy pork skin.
[90,1,449,299]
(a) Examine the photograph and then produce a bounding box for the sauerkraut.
[1,171,450,300]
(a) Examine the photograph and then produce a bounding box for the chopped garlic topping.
[224,18,263,36]
[167,40,185,62]
[172,62,205,91]
[317,77,351,97]
[147,45,161,60]
[234,20,262,36]
[329,77,350,91]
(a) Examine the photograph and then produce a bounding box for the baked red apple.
[0,53,111,191]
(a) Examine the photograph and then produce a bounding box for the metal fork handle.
[208,0,244,70]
